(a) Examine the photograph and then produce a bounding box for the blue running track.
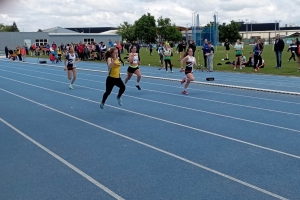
[1,58,300,200]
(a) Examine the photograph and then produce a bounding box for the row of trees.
[0,22,19,32]
[118,12,242,44]
[204,20,242,43]
[117,13,182,43]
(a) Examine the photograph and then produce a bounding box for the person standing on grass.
[124,45,142,90]
[288,40,297,62]
[180,48,197,95]
[164,44,173,73]
[64,47,80,90]
[202,39,210,68]
[177,41,184,60]
[224,38,233,60]
[100,47,126,109]
[274,34,285,68]
[182,40,187,52]
[149,43,153,56]
[253,39,262,70]
[234,39,243,70]
[205,41,214,72]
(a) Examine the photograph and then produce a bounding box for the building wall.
[0,32,49,50]
[0,32,122,51]
[240,29,300,39]
[48,34,121,45]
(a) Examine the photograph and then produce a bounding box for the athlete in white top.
[124,45,142,90]
[180,48,197,95]
[64,46,80,89]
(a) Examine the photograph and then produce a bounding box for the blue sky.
[0,0,297,32]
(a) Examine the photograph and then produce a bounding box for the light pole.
[186,23,190,44]
[245,19,248,40]
[192,12,197,42]
[274,20,281,37]
[213,11,219,48]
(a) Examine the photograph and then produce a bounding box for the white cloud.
[0,0,297,32]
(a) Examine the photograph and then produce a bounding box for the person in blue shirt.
[253,39,263,69]
[108,39,114,48]
[202,39,210,68]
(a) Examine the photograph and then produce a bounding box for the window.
[83,38,95,44]
[35,39,48,46]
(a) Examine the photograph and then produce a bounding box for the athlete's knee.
[68,77,72,80]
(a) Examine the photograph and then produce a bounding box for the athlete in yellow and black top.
[100,47,126,109]
[124,45,142,90]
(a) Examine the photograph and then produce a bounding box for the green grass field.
[30,45,300,76]
[138,45,300,76]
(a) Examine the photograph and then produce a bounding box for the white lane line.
[1,76,300,161]
[0,59,299,96]
[0,118,125,200]
[1,67,300,117]
[0,90,288,200]
[1,72,300,134]
[3,62,300,105]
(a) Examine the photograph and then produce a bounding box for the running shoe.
[136,85,141,90]
[100,103,104,109]
[182,90,188,95]
[117,97,123,106]
[69,85,74,90]
[180,78,186,84]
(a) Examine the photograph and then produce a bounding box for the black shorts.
[127,66,139,73]
[226,47,230,51]
[236,54,242,57]
[185,71,193,75]
[67,64,76,71]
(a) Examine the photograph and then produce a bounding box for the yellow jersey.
[57,49,61,54]
[17,48,20,54]
[109,58,121,78]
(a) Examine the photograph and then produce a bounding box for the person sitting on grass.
[244,52,255,67]
[255,59,265,71]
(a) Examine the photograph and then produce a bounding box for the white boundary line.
[0,89,288,200]
[3,61,300,105]
[1,67,300,117]
[1,75,300,161]
[0,118,125,200]
[1,59,300,96]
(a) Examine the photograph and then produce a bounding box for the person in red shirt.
[20,46,26,62]
[77,42,84,60]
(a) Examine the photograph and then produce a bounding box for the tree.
[134,13,157,43]
[218,21,241,43]
[117,22,136,42]
[37,29,43,32]
[157,16,182,42]
[0,22,20,32]
[11,21,19,32]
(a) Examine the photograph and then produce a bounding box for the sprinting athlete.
[180,48,197,95]
[124,45,142,90]
[100,47,126,109]
[64,46,80,89]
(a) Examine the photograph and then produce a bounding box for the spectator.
[202,39,210,68]
[21,46,26,62]
[274,34,285,68]
[108,39,114,48]
[205,41,214,72]
[253,39,263,69]
[288,40,297,62]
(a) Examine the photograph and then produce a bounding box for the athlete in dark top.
[177,41,184,60]
[224,38,233,59]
